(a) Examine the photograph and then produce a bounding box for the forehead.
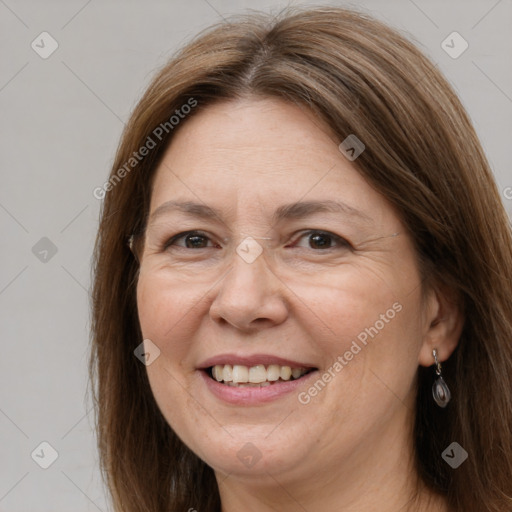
[157,97,339,172]
[147,97,396,229]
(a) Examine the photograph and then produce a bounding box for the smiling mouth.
[206,364,317,388]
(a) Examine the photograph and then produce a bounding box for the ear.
[418,283,464,367]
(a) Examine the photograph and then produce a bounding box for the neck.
[215,410,449,512]
[217,464,447,512]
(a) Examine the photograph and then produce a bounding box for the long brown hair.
[89,6,512,511]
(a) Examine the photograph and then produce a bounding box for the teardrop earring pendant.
[432,348,451,408]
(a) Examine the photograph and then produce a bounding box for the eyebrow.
[148,199,373,225]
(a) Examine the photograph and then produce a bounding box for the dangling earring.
[432,348,451,408]
[127,234,139,263]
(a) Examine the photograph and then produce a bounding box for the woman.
[90,6,512,512]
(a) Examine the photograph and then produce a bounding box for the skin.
[136,97,463,512]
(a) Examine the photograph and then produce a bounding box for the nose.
[209,247,289,331]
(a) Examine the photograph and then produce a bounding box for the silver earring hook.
[432,348,442,376]
[432,348,451,407]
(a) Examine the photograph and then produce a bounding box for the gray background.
[1,0,511,510]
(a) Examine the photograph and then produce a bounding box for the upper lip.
[197,353,317,370]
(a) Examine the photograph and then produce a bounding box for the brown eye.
[164,231,216,249]
[290,230,351,250]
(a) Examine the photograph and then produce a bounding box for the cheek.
[285,266,408,350]
[290,262,423,407]
[136,270,204,355]
[136,272,209,439]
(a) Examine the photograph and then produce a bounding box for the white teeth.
[291,368,302,379]
[280,366,292,380]
[227,381,271,388]
[232,365,249,383]
[267,364,281,381]
[223,364,233,382]
[213,365,223,381]
[248,365,267,383]
[209,363,311,385]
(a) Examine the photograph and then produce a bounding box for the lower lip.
[199,370,318,405]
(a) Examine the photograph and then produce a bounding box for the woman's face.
[136,97,431,484]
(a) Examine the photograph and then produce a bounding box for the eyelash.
[163,230,352,251]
